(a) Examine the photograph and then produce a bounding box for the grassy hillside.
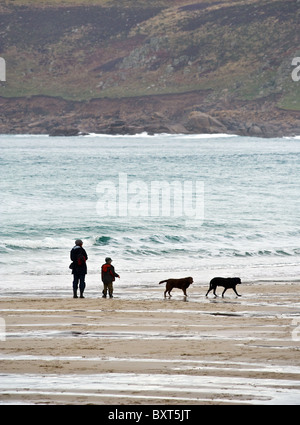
[0,0,299,112]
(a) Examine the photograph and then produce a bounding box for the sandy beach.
[0,280,300,405]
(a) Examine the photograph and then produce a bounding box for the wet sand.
[0,281,300,405]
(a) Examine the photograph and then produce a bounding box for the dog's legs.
[182,289,187,297]
[164,289,167,298]
[205,286,212,297]
[213,288,218,297]
[233,287,241,297]
[222,288,227,297]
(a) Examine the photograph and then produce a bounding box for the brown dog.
[159,277,193,298]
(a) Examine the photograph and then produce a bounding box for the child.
[101,257,120,298]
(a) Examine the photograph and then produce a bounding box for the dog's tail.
[159,280,167,285]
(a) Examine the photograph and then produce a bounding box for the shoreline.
[2,272,300,299]
[1,281,299,405]
[1,131,300,139]
[1,93,300,139]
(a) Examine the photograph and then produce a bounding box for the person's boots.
[80,290,85,298]
[73,290,78,298]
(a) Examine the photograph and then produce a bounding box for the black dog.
[206,277,242,297]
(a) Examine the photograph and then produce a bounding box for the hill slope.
[0,0,299,136]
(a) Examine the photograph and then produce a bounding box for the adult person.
[101,257,120,298]
[70,239,88,298]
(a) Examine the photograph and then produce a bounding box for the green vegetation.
[0,0,299,110]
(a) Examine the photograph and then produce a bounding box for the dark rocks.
[49,128,88,137]
[185,111,227,134]
[1,92,299,138]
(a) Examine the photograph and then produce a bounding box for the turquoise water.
[1,133,300,293]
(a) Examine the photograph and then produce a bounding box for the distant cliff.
[0,0,299,136]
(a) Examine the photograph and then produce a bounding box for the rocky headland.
[1,91,300,137]
[0,0,299,137]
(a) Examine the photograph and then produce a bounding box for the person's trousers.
[73,274,86,295]
[103,282,113,297]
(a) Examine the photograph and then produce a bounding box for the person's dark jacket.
[101,263,119,284]
[70,245,88,275]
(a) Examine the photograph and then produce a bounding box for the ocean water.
[1,133,300,296]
